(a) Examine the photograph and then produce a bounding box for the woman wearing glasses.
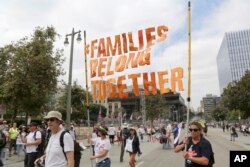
[174,121,214,167]
[35,111,74,167]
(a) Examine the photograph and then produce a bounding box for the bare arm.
[183,151,209,166]
[25,138,41,146]
[174,143,185,153]
[174,137,188,153]
[66,151,74,167]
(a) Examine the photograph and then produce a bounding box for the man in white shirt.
[35,111,74,167]
[22,122,41,167]
[108,124,116,144]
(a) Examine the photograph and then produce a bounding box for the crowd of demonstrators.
[0,111,85,167]
[89,125,111,167]
[175,121,214,167]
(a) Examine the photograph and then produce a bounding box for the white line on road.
[136,161,144,167]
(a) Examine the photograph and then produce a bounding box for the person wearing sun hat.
[90,125,111,167]
[34,111,74,167]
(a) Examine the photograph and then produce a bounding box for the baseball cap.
[30,122,38,127]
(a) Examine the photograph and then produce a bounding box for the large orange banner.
[85,25,184,101]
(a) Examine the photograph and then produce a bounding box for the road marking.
[136,161,144,167]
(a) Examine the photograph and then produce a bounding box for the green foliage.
[226,109,241,121]
[145,94,167,124]
[0,26,64,121]
[56,82,106,124]
[211,107,227,121]
[221,70,250,119]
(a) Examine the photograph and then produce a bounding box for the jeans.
[16,144,24,157]
[96,158,111,167]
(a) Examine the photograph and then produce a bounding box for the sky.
[1,0,250,110]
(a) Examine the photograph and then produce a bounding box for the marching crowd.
[0,110,217,167]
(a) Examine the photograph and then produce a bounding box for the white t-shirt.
[26,131,41,153]
[94,138,111,163]
[69,129,76,140]
[108,127,116,135]
[45,130,74,167]
[16,133,24,145]
[91,133,98,146]
[138,127,145,134]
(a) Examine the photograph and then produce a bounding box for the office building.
[217,29,250,93]
[202,94,220,117]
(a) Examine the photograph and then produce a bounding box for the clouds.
[1,0,250,109]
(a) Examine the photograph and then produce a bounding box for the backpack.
[33,130,46,156]
[60,131,83,167]
[122,128,130,140]
[0,130,7,148]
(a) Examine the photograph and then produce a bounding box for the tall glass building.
[217,29,250,93]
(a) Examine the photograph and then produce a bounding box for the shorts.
[109,135,115,140]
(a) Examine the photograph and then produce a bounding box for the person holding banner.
[174,121,214,167]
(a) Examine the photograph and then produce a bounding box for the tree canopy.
[219,70,250,120]
[0,26,64,121]
[57,81,106,124]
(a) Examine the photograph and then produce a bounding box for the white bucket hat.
[44,111,62,121]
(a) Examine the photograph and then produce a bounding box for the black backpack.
[0,130,7,148]
[33,130,46,156]
[60,131,83,167]
[122,128,130,140]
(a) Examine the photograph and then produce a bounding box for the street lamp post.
[64,28,82,129]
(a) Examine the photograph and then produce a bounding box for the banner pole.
[84,30,90,127]
[186,1,192,135]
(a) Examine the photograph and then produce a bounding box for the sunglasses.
[46,118,57,122]
[189,128,199,132]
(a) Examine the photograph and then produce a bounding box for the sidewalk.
[208,127,250,150]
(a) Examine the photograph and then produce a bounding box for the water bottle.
[187,145,193,164]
